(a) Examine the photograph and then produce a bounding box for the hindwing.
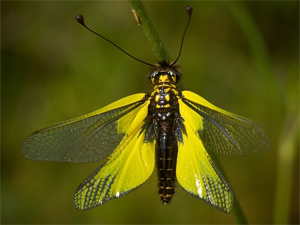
[177,97,233,213]
[74,100,155,210]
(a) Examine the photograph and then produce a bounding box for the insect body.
[22,7,271,213]
[146,61,182,204]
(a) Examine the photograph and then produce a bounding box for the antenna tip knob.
[185,5,193,16]
[76,14,85,26]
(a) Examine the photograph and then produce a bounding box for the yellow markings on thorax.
[149,73,179,109]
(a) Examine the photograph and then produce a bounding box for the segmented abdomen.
[156,119,178,204]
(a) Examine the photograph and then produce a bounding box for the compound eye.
[168,71,176,83]
[149,71,159,84]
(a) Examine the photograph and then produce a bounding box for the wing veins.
[183,99,239,149]
[182,97,271,157]
[22,99,146,163]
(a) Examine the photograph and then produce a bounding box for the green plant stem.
[129,0,170,61]
[128,1,248,223]
[273,98,299,224]
[273,59,299,223]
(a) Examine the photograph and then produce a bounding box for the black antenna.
[76,6,192,69]
[76,14,156,67]
[170,5,193,67]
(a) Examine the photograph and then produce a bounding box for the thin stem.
[273,109,299,223]
[128,0,170,61]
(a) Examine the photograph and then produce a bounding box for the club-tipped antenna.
[76,14,156,67]
[170,5,193,68]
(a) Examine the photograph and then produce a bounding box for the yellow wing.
[74,99,155,210]
[181,91,271,157]
[176,91,271,213]
[22,93,148,163]
[177,98,233,213]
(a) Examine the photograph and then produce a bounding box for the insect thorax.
[149,61,182,110]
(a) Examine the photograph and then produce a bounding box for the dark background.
[2,1,299,224]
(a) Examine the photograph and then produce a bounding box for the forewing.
[181,91,271,157]
[74,101,155,210]
[22,93,147,163]
[176,105,233,213]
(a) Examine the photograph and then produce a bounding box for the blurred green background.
[2,1,299,224]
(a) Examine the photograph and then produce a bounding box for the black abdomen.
[156,117,178,204]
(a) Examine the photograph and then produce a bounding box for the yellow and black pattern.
[146,62,183,204]
[22,59,270,213]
